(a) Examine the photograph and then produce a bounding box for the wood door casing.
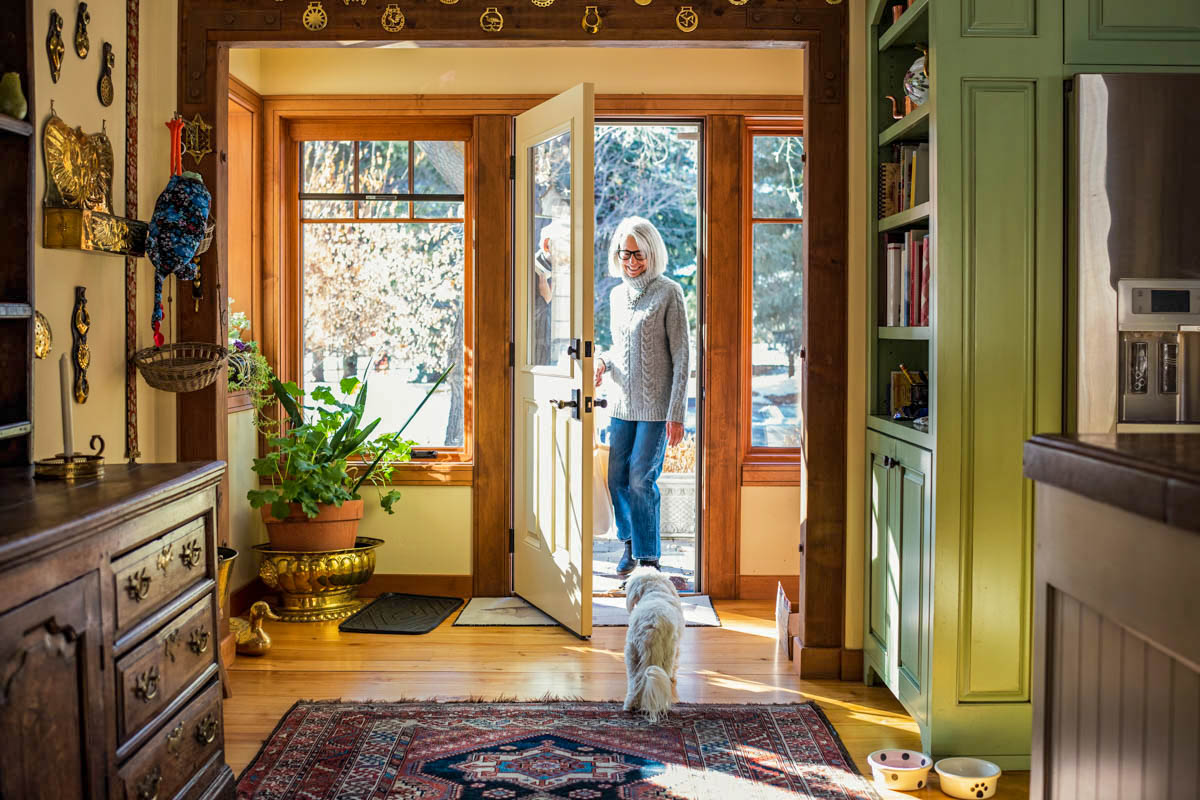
[0,572,106,800]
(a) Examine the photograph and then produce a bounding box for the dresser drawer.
[113,519,209,632]
[117,680,224,800]
[116,593,217,744]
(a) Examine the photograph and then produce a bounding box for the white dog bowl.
[934,757,1001,799]
[866,749,932,791]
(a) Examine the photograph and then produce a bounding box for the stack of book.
[883,229,930,327]
[877,142,930,218]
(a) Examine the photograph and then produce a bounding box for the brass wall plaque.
[181,113,213,165]
[98,41,114,107]
[582,6,601,33]
[480,7,504,32]
[72,286,90,404]
[47,10,65,84]
[44,208,148,256]
[381,4,405,32]
[676,6,698,31]
[74,2,90,58]
[302,1,328,31]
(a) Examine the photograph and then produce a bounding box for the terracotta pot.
[260,499,364,552]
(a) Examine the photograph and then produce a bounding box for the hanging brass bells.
[381,4,405,32]
[302,1,328,31]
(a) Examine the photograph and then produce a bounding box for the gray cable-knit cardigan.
[597,276,690,423]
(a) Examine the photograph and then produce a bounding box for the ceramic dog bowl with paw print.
[866,749,932,791]
[934,757,1001,798]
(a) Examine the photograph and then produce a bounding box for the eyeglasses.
[617,249,647,263]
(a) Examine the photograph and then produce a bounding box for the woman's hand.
[666,421,684,448]
[594,359,606,387]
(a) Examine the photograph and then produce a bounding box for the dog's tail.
[640,665,673,723]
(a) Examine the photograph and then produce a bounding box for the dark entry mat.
[338,593,464,635]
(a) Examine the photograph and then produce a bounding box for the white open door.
[513,83,595,638]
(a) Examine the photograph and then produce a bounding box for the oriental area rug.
[236,700,879,800]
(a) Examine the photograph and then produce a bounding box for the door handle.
[549,399,578,409]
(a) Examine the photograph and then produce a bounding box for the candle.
[59,353,74,457]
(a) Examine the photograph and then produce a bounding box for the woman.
[595,216,690,578]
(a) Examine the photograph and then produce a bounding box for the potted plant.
[247,364,453,551]
[227,301,271,398]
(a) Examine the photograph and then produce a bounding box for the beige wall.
[845,0,867,651]
[234,47,804,96]
[32,0,176,464]
[739,486,802,576]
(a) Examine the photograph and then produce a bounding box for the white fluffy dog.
[623,567,685,721]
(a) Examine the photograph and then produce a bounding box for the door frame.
[176,1,849,678]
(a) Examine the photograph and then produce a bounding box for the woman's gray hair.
[607,216,668,279]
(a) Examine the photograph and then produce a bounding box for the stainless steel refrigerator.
[1072,73,1200,434]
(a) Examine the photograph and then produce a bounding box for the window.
[743,124,804,454]
[296,127,472,459]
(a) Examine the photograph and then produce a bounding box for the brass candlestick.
[35,434,105,481]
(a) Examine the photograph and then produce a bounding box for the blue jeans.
[607,419,667,561]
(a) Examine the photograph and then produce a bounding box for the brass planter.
[254,537,381,623]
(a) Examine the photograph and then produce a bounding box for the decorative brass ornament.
[181,113,213,165]
[826,0,843,4]
[133,666,160,702]
[74,2,90,58]
[166,724,184,755]
[97,41,114,107]
[135,767,161,800]
[727,0,748,5]
[155,542,173,574]
[302,1,328,31]
[34,433,105,480]
[34,311,52,359]
[342,0,366,4]
[480,6,504,32]
[582,6,602,33]
[187,627,210,655]
[47,10,65,84]
[179,538,202,569]
[72,285,90,403]
[675,5,698,32]
[233,601,280,656]
[126,569,151,601]
[42,113,147,256]
[532,0,555,7]
[253,537,382,622]
[381,4,405,32]
[195,713,219,745]
[163,628,179,662]
[438,0,460,5]
[634,0,652,5]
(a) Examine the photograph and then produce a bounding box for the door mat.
[337,593,463,635]
[453,594,720,627]
[236,699,879,800]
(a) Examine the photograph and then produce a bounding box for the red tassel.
[153,319,164,348]
[166,116,185,177]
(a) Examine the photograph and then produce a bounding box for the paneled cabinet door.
[1065,0,1200,65]
[0,572,106,800]
[864,431,899,691]
[893,440,932,732]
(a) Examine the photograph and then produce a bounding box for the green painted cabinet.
[865,431,932,736]
[1066,0,1200,66]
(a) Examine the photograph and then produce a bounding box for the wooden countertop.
[1024,434,1200,533]
[0,461,225,569]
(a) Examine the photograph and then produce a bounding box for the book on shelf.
[919,235,930,326]
[885,237,903,326]
[878,162,900,218]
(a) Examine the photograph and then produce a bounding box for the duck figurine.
[231,601,280,657]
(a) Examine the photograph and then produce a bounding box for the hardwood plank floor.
[226,600,1029,799]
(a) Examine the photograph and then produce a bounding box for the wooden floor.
[226,600,1029,799]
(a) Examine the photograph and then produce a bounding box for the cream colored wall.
[32,0,175,464]
[228,49,263,94]
[739,486,802,576]
[845,0,867,651]
[237,47,804,96]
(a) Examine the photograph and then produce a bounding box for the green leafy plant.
[247,364,454,521]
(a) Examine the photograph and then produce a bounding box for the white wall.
[32,0,176,464]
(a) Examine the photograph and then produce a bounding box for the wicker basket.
[132,342,228,393]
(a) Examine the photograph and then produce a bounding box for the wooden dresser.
[0,462,234,800]
[1024,434,1200,800]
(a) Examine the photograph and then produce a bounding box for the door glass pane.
[752,135,804,219]
[358,140,409,194]
[528,131,572,368]
[301,221,467,447]
[751,222,803,447]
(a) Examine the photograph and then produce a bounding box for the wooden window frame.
[275,117,476,481]
[227,77,263,414]
[740,120,805,487]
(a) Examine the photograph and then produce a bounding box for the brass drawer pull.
[135,765,161,800]
[179,539,202,570]
[125,568,152,602]
[188,627,210,655]
[155,542,173,574]
[195,713,218,745]
[133,666,160,702]
[166,723,184,755]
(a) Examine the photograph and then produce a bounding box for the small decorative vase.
[903,54,929,107]
[0,72,28,120]
[260,499,364,551]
